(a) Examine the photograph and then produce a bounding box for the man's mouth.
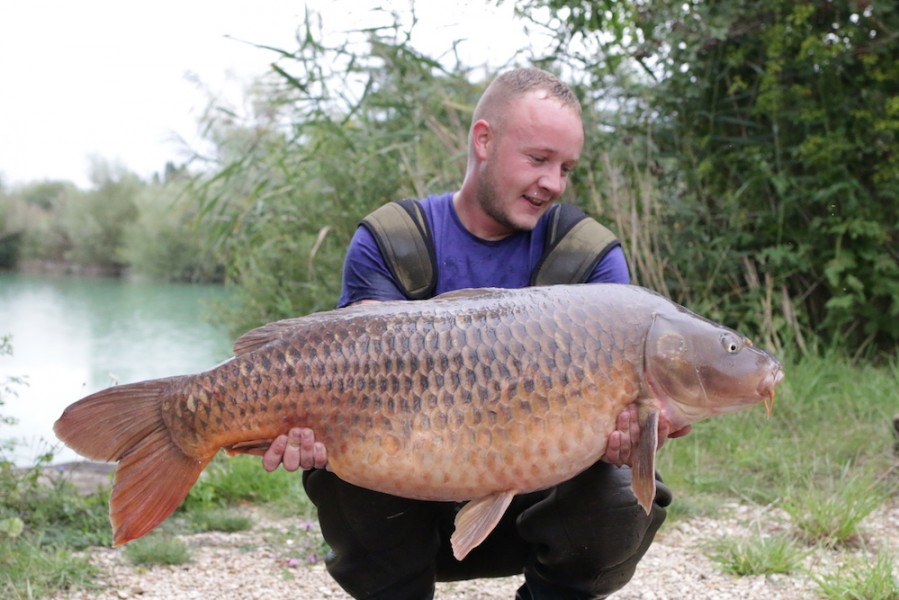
[523,194,547,207]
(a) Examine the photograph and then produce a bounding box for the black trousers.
[303,462,670,600]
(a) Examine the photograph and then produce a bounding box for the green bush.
[0,181,77,263]
[518,0,899,356]
[61,163,141,270]
[121,181,224,283]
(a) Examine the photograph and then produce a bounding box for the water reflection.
[0,273,233,465]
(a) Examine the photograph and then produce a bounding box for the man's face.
[477,92,584,235]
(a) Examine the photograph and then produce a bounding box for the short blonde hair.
[472,67,581,131]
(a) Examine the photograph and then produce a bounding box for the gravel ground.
[50,496,898,600]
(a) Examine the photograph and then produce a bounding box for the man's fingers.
[603,404,693,468]
[627,406,640,448]
[260,427,327,472]
[313,442,328,470]
[603,430,624,467]
[281,428,303,472]
[298,428,317,470]
[262,434,289,472]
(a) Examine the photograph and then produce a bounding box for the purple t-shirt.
[337,192,630,307]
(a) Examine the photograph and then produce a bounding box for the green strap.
[530,204,620,286]
[362,201,619,298]
[361,200,436,299]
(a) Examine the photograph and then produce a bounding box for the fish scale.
[54,283,783,560]
[170,288,636,498]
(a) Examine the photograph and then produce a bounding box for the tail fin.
[53,378,213,546]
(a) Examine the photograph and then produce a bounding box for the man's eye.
[529,155,546,163]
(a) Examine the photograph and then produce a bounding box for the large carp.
[54,284,783,560]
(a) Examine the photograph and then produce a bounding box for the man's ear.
[471,119,492,160]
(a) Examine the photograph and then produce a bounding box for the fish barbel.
[54,284,784,559]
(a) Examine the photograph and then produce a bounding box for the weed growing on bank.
[815,553,899,600]
[123,534,191,567]
[707,533,808,576]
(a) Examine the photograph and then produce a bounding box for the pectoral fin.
[451,490,516,560]
[631,407,659,514]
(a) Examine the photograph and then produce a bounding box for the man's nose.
[539,170,565,196]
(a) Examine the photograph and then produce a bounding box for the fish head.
[644,309,784,427]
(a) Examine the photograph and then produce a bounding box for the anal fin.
[224,439,274,456]
[451,490,516,561]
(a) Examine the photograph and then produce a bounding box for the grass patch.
[707,533,808,576]
[123,534,191,566]
[782,466,890,547]
[1,536,99,599]
[180,454,309,513]
[658,352,898,506]
[0,461,111,550]
[189,508,254,534]
[814,553,899,600]
[0,460,110,598]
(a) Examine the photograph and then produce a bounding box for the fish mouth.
[758,366,784,417]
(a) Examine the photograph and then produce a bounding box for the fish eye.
[721,335,741,354]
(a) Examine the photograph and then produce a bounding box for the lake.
[0,272,234,466]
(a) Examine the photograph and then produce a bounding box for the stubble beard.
[477,161,529,234]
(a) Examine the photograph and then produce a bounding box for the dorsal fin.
[432,287,506,301]
[232,317,307,355]
[231,305,373,356]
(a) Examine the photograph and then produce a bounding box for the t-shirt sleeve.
[337,226,408,308]
[585,244,631,284]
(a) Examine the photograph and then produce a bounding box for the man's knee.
[303,470,441,599]
[516,462,669,598]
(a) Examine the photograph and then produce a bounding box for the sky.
[0,1,532,190]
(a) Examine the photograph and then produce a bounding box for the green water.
[0,272,234,465]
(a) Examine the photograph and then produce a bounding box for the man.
[263,68,690,599]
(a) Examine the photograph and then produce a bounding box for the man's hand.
[262,427,328,472]
[602,405,692,468]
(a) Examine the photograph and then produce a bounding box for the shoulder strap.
[360,199,437,300]
[530,204,620,286]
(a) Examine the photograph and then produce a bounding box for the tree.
[62,159,141,271]
[190,14,481,332]
[517,0,899,354]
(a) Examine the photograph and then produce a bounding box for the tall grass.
[658,353,897,512]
